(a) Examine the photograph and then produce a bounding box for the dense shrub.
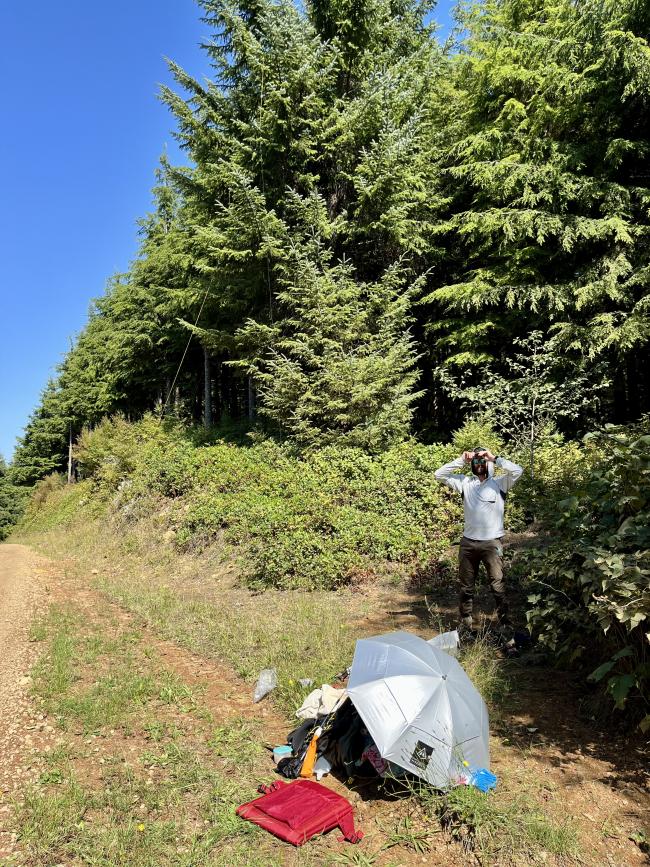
[27,415,609,603]
[74,416,191,493]
[62,415,464,589]
[525,419,650,730]
[171,440,462,589]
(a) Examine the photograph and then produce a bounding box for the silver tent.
[347,630,489,788]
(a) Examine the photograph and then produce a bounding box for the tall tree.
[0,458,25,539]
[422,0,650,426]
[11,381,69,485]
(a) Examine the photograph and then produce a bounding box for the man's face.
[471,453,488,477]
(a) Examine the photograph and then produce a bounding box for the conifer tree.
[235,192,423,450]
[422,0,650,424]
[11,381,69,485]
[0,458,25,540]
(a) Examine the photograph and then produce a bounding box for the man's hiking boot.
[495,623,519,657]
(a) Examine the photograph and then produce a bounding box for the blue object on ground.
[469,767,497,792]
[273,745,293,763]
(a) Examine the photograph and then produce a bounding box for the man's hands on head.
[462,450,497,463]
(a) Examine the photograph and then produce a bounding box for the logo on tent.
[410,740,433,771]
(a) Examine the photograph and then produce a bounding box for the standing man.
[435,447,523,632]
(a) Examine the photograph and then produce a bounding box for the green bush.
[525,419,650,730]
[37,415,464,590]
[509,425,595,523]
[451,418,505,458]
[172,440,461,589]
[23,413,602,598]
[74,416,191,495]
[0,467,28,540]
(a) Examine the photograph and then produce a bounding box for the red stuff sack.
[236,779,363,846]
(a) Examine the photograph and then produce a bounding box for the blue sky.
[0,0,456,462]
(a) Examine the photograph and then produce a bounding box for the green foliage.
[11,381,70,486]
[525,419,650,729]
[440,332,609,478]
[422,0,650,429]
[451,418,505,458]
[511,427,593,523]
[0,456,27,539]
[30,414,594,593]
[25,416,461,591]
[238,250,423,452]
[147,431,458,590]
[73,415,193,492]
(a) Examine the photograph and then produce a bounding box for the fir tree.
[422,0,650,424]
[11,381,69,485]
[0,458,25,539]
[236,197,423,451]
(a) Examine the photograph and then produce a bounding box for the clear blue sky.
[0,0,456,463]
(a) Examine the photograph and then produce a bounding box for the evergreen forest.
[9,0,650,479]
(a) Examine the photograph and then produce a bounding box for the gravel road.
[0,544,51,859]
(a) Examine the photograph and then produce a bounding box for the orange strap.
[300,732,319,778]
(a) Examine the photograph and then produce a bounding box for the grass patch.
[209,717,264,772]
[416,776,580,865]
[30,606,202,734]
[98,576,355,718]
[14,602,280,866]
[18,478,99,535]
[458,634,511,715]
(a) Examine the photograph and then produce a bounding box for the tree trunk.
[204,346,213,429]
[220,363,230,420]
[248,375,256,421]
[67,425,74,485]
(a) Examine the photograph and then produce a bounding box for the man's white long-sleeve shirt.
[434,456,523,541]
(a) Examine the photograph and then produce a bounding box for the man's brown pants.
[458,536,509,624]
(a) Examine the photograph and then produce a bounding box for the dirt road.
[0,544,54,857]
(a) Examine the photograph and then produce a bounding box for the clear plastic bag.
[427,630,460,657]
[253,668,278,702]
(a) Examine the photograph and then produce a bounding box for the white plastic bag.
[253,668,278,702]
[427,630,460,657]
